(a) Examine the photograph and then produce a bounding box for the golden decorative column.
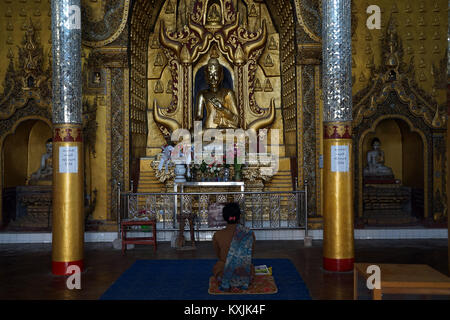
[51,0,84,275]
[322,0,354,271]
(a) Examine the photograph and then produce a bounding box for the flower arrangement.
[225,142,245,181]
[208,160,222,177]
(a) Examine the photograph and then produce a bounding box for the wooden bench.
[354,263,450,300]
[121,219,157,255]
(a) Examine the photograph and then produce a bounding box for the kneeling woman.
[212,202,255,290]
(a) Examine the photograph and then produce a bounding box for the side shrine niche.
[141,0,288,193]
[352,18,447,225]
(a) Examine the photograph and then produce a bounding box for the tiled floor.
[0,239,448,300]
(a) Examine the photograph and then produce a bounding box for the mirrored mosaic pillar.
[51,0,84,276]
[322,0,354,272]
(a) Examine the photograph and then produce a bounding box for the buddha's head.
[205,58,223,91]
[371,138,381,150]
[45,138,52,154]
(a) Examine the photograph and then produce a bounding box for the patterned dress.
[219,224,254,291]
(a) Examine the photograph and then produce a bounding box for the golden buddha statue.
[195,58,239,129]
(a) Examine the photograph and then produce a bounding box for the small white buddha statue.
[363,138,394,179]
[28,139,53,185]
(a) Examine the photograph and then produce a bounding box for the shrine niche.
[352,18,447,225]
[138,0,290,194]
[0,20,98,230]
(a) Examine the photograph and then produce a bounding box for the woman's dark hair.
[222,202,241,224]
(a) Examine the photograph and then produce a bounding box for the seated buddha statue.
[28,139,53,185]
[363,138,394,181]
[206,3,222,26]
[195,58,239,129]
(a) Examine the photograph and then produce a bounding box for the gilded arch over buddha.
[151,0,276,136]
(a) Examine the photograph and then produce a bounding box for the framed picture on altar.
[84,69,106,94]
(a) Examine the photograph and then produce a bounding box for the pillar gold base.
[323,257,354,272]
[51,124,84,276]
[323,122,354,272]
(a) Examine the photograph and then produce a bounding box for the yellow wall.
[0,0,52,93]
[352,0,448,107]
[27,121,52,179]
[3,120,35,188]
[398,120,424,188]
[91,102,108,220]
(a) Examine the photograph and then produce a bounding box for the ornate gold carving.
[323,121,352,139]
[0,20,51,119]
[154,80,164,93]
[19,8,27,17]
[247,98,276,131]
[405,31,413,40]
[151,36,160,49]
[359,72,366,82]
[353,18,446,129]
[292,0,321,43]
[418,58,426,68]
[154,52,164,66]
[432,16,440,26]
[254,78,262,91]
[406,46,414,55]
[6,21,13,31]
[249,4,258,17]
[166,80,173,94]
[151,0,275,134]
[165,0,175,14]
[268,37,277,50]
[418,16,426,26]
[153,99,181,134]
[159,1,267,66]
[366,56,374,69]
[83,0,131,48]
[432,45,440,54]
[418,1,426,13]
[419,71,426,82]
[404,3,412,13]
[418,45,425,54]
[391,3,398,13]
[82,98,98,157]
[264,54,274,67]
[297,43,321,65]
[151,158,175,183]
[405,17,412,27]
[263,79,273,92]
